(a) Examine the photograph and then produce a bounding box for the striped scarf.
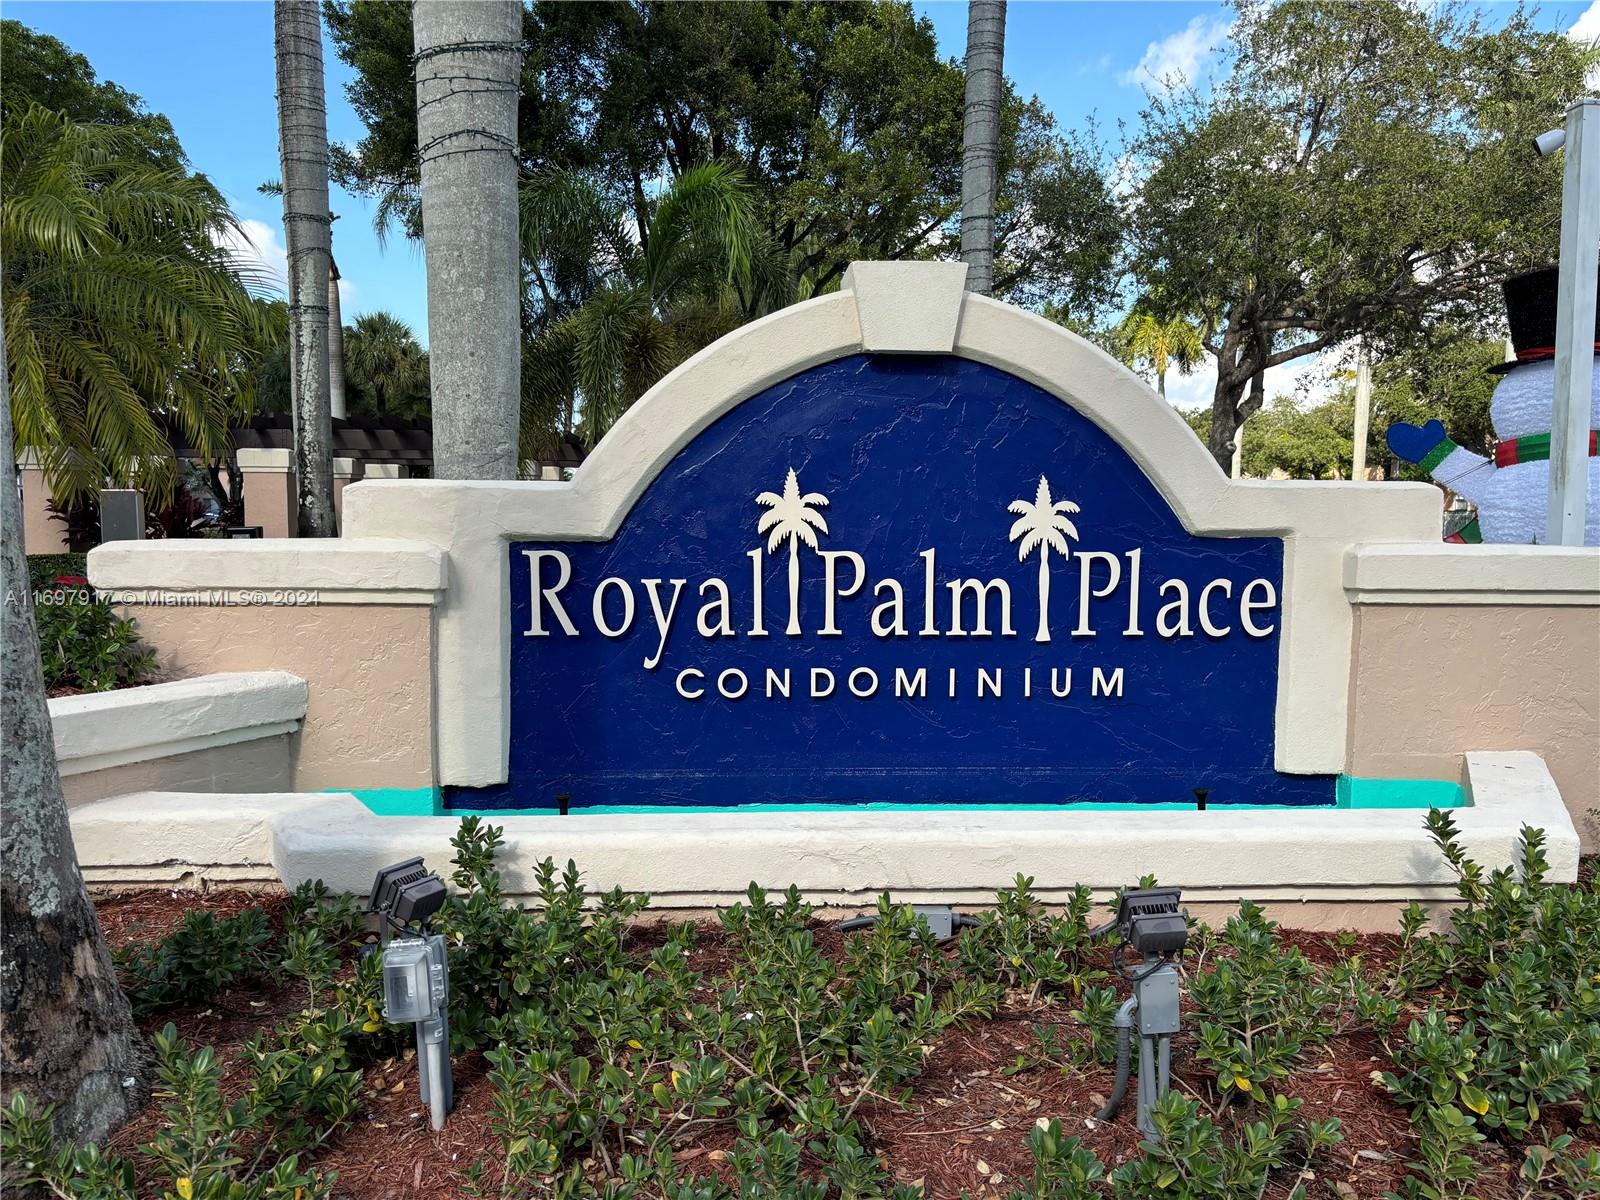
[1494,430,1600,467]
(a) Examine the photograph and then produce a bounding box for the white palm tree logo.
[757,468,830,635]
[1008,476,1080,643]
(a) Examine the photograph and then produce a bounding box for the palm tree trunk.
[1035,551,1051,643]
[960,0,1006,297]
[786,541,802,636]
[1,329,146,1150]
[328,257,346,421]
[1157,369,1166,399]
[274,0,337,536]
[413,0,523,479]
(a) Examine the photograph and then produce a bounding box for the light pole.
[1536,97,1599,546]
[1352,341,1372,481]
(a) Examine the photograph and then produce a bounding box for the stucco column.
[237,448,297,538]
[331,457,360,532]
[15,450,69,553]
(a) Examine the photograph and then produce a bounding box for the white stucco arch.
[342,261,1441,788]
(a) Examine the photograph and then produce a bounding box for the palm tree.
[273,0,336,535]
[960,0,1007,296]
[520,162,764,455]
[2,327,145,1144]
[2,105,271,508]
[1008,475,1080,644]
[328,258,346,420]
[344,312,429,420]
[1115,305,1205,400]
[756,468,830,636]
[412,0,522,479]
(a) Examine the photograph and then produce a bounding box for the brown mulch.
[89,890,1597,1200]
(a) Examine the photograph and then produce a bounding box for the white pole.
[1547,97,1599,546]
[1352,341,1372,481]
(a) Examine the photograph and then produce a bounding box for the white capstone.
[50,671,308,776]
[1347,542,1600,605]
[88,538,447,605]
[843,260,969,353]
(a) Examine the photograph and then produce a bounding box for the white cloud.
[220,218,288,294]
[1571,0,1600,91]
[219,219,359,313]
[1119,15,1232,92]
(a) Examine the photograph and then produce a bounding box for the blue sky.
[9,0,1598,408]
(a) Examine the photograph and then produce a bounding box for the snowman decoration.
[1386,266,1600,545]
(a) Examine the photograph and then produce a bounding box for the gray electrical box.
[382,935,448,1023]
[99,489,145,542]
[1137,967,1181,1036]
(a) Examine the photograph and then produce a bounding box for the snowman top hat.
[1489,263,1600,374]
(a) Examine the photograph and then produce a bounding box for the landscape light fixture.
[368,858,453,1131]
[1094,886,1189,1139]
[1533,126,1566,157]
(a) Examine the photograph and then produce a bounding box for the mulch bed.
[91,889,1595,1200]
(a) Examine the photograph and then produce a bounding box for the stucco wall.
[116,603,434,790]
[64,735,295,808]
[20,464,69,553]
[1349,603,1600,844]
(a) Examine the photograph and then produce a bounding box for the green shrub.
[1,1024,338,1200]
[241,1010,365,1154]
[29,816,1598,1200]
[956,874,1103,1001]
[26,551,88,593]
[1186,900,1338,1106]
[116,907,275,1011]
[34,591,157,692]
[1382,815,1600,1138]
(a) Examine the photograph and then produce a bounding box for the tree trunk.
[328,257,346,421]
[1,330,146,1153]
[1206,370,1247,472]
[1207,323,1269,474]
[274,0,337,536]
[1035,550,1051,643]
[786,542,802,636]
[413,0,523,479]
[959,0,1006,297]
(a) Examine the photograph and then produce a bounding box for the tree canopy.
[520,161,765,453]
[0,20,185,171]
[344,311,429,421]
[323,0,1122,454]
[1130,0,1596,470]
[324,0,1121,315]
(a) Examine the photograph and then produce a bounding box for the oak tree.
[1130,0,1594,471]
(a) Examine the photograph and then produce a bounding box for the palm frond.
[4,105,266,504]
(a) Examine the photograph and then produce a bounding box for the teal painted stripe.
[326,786,441,816]
[1336,775,1466,810]
[334,775,1466,818]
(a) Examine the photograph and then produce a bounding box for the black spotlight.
[367,856,448,933]
[1111,886,1189,959]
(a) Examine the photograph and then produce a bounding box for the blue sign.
[448,355,1333,811]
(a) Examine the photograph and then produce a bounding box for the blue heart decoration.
[1385,419,1448,464]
